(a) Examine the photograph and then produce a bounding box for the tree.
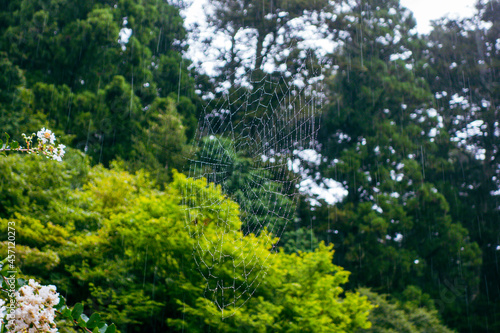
[0,53,46,139]
[204,0,330,79]
[417,1,500,330]
[130,97,189,184]
[309,0,482,329]
[191,135,314,251]
[0,0,201,172]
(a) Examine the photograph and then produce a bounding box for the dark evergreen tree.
[311,0,482,330]
[418,1,500,330]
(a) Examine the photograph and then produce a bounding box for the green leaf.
[61,308,72,318]
[77,318,86,327]
[11,141,19,149]
[86,313,101,329]
[77,313,89,327]
[98,324,108,333]
[71,303,84,320]
[16,278,26,288]
[0,139,3,147]
[55,295,66,310]
[105,324,116,333]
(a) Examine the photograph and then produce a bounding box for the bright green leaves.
[59,302,116,333]
[2,161,373,332]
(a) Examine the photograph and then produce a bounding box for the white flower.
[0,298,6,327]
[6,279,60,333]
[19,128,66,162]
[57,144,66,157]
[37,128,56,145]
[51,144,66,162]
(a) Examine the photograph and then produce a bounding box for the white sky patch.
[456,120,486,139]
[287,158,301,173]
[390,50,413,61]
[450,94,471,110]
[400,0,476,34]
[118,16,132,51]
[286,149,348,206]
[435,91,448,99]
[118,28,132,50]
[299,178,348,206]
[491,188,500,196]
[390,170,404,182]
[288,14,337,58]
[427,108,437,118]
[452,119,488,160]
[295,149,322,165]
[182,0,222,75]
[372,204,383,214]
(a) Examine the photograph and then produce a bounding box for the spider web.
[182,55,323,317]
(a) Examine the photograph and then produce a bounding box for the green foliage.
[310,0,484,330]
[1,0,499,331]
[0,149,88,220]
[191,135,312,252]
[130,97,189,184]
[418,3,500,329]
[358,287,454,333]
[1,156,373,332]
[0,0,200,176]
[0,53,46,138]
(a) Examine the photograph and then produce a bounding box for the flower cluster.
[5,279,60,333]
[22,128,66,161]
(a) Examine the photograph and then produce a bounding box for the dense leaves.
[1,155,373,332]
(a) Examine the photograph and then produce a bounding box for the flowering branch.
[0,128,66,162]
[0,262,116,333]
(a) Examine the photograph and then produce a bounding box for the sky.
[401,0,477,33]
